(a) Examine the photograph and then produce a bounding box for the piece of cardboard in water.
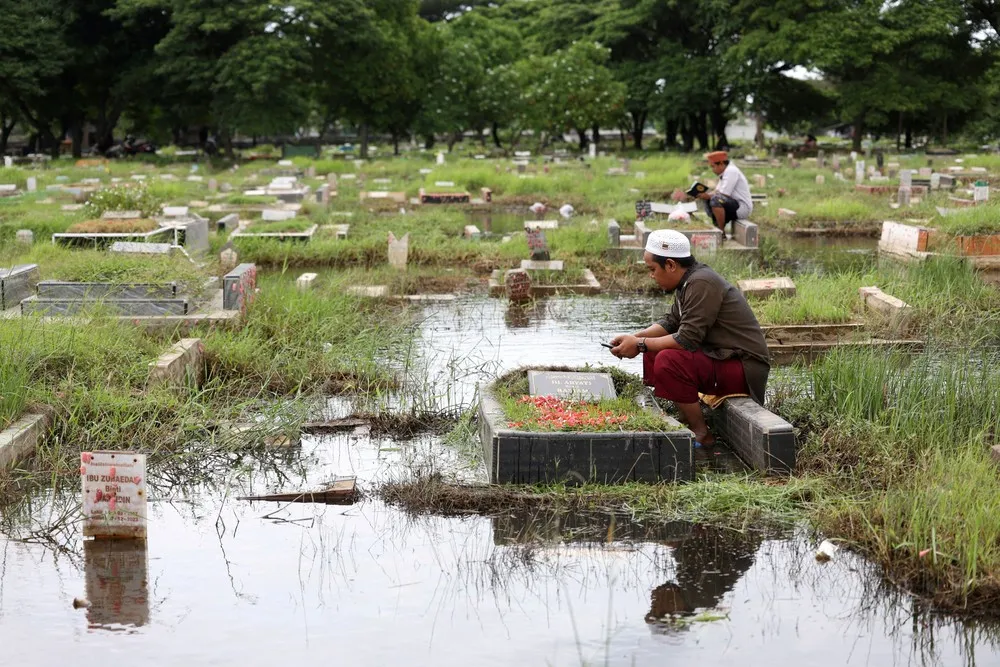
[527,370,617,400]
[81,451,147,539]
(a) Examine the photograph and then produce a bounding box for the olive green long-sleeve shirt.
[656,262,770,404]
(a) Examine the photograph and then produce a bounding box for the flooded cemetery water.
[3,294,1000,664]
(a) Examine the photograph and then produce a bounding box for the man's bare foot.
[693,430,716,447]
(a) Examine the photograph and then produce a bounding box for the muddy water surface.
[1,296,998,666]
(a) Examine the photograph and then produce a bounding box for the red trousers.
[643,348,748,404]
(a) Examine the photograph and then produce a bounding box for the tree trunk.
[71,119,84,158]
[694,112,709,151]
[576,127,588,151]
[359,123,369,159]
[0,118,15,156]
[851,113,865,151]
[710,104,728,150]
[755,112,765,149]
[592,123,600,150]
[492,122,501,148]
[424,134,435,150]
[630,111,646,150]
[680,117,695,152]
[905,122,913,150]
[665,118,679,150]
[393,133,400,155]
[619,128,626,151]
[942,113,948,146]
[222,129,234,160]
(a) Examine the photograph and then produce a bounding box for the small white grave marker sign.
[82,451,147,539]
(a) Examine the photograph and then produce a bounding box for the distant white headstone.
[26,177,37,192]
[436,152,445,165]
[388,232,409,269]
[855,161,865,184]
[588,143,597,159]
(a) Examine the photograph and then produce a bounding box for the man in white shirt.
[690,151,753,236]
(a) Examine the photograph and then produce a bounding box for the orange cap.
[706,151,728,162]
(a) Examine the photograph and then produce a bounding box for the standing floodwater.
[0,296,998,665]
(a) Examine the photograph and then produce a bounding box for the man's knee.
[653,348,693,380]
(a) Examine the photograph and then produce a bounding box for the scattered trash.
[559,204,574,219]
[815,539,839,562]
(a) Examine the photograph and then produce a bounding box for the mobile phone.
[600,342,614,349]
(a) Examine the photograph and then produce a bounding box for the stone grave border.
[488,268,601,297]
[477,379,694,484]
[52,226,174,248]
[230,223,318,242]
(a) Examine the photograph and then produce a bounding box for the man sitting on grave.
[608,229,770,447]
[674,151,752,237]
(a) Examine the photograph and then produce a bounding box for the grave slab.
[217,214,240,233]
[479,382,694,484]
[524,220,558,230]
[109,242,175,255]
[732,220,759,248]
[347,285,389,298]
[36,281,178,300]
[860,286,912,329]
[737,277,796,299]
[21,296,189,316]
[520,259,564,271]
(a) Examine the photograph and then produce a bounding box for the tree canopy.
[1,0,999,156]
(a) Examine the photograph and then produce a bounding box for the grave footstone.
[26,177,36,193]
[208,178,218,192]
[975,181,990,203]
[15,230,33,246]
[919,167,933,178]
[220,182,233,193]
[900,170,912,188]
[930,173,941,190]
[528,370,617,400]
[817,150,825,168]
[832,155,841,171]
[815,174,825,185]
[388,232,409,270]
[898,186,912,207]
[436,152,445,165]
[217,214,240,233]
[753,174,766,188]
[220,246,239,273]
[855,161,865,184]
[504,269,532,302]
[526,228,550,261]
[307,166,316,178]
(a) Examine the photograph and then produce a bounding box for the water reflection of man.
[645,525,764,627]
[609,230,770,446]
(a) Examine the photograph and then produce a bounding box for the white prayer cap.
[644,229,691,258]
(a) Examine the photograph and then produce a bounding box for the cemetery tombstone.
[900,170,912,188]
[527,370,617,400]
[898,187,912,207]
[855,161,865,184]
[15,230,33,246]
[832,155,841,171]
[26,177,36,192]
[526,228,550,261]
[504,269,532,302]
[81,451,147,539]
[223,263,258,313]
[208,178,218,192]
[817,149,825,168]
[975,181,990,203]
[388,232,409,269]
